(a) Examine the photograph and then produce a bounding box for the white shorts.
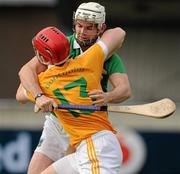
[35,114,69,161]
[53,130,123,174]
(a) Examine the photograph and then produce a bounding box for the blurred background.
[0,0,180,173]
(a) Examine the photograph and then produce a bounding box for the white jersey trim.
[73,37,83,54]
[97,40,108,60]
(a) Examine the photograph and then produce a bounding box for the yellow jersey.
[28,42,116,146]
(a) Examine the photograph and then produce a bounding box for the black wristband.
[35,93,44,101]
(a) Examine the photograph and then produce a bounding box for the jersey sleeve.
[97,40,108,59]
[105,53,127,75]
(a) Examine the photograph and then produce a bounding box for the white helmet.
[74,2,106,28]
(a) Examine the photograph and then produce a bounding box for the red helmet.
[32,26,70,65]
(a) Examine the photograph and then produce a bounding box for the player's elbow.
[16,85,28,104]
[116,27,126,47]
[117,27,126,38]
[125,88,132,100]
[16,92,26,104]
[16,92,23,103]
[123,81,133,100]
[16,92,21,102]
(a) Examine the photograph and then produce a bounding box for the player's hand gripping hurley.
[35,98,176,118]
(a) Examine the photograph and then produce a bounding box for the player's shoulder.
[87,41,104,52]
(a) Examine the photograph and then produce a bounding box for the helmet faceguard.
[32,26,70,65]
[75,36,98,47]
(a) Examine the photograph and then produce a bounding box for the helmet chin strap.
[75,37,98,47]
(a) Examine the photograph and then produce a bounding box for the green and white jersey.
[67,34,127,92]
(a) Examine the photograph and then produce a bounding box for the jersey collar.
[73,38,83,54]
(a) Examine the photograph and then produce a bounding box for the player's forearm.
[19,66,42,98]
[107,73,132,103]
[88,73,132,106]
[18,57,46,98]
[106,85,131,104]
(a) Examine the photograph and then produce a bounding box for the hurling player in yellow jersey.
[17,24,125,174]
[17,2,131,174]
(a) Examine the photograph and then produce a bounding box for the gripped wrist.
[35,93,44,101]
[106,92,113,103]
